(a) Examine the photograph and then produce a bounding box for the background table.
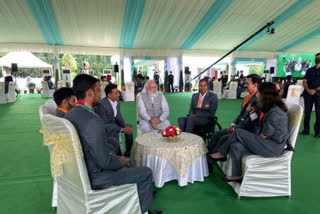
[131,132,209,187]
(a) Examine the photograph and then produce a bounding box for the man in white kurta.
[138,80,170,134]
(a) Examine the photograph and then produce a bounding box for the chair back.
[42,114,92,195]
[124,82,135,101]
[286,103,303,150]
[213,81,222,99]
[286,85,303,104]
[7,82,16,103]
[0,82,6,103]
[296,79,303,86]
[100,82,109,99]
[57,80,66,89]
[41,81,54,97]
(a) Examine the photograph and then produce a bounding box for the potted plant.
[179,70,184,92]
[185,82,192,92]
[164,70,169,92]
[159,83,164,92]
[37,88,41,94]
[28,82,36,93]
[23,89,28,94]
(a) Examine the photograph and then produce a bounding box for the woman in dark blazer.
[210,82,290,182]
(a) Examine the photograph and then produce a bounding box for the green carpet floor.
[0,93,319,214]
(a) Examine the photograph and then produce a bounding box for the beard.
[148,91,158,97]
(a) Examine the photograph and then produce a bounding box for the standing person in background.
[301,53,320,138]
[168,71,174,92]
[154,72,160,87]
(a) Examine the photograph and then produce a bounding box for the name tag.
[205,104,210,108]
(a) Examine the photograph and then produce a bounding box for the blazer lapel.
[106,98,115,118]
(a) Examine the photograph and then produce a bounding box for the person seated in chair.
[178,79,218,133]
[53,87,76,117]
[207,74,262,155]
[138,80,170,134]
[46,76,56,90]
[209,82,290,182]
[64,74,161,214]
[237,76,246,98]
[280,75,295,98]
[95,84,133,157]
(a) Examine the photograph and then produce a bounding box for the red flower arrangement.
[161,126,182,140]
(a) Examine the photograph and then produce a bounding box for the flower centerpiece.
[161,125,182,141]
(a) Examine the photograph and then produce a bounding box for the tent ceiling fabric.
[0,52,52,68]
[0,0,319,55]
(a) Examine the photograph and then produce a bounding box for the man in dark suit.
[207,74,261,154]
[237,76,246,98]
[53,87,76,117]
[178,79,218,133]
[95,84,133,157]
[168,71,174,92]
[64,74,160,214]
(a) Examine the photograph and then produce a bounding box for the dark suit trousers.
[168,82,174,92]
[99,166,153,213]
[303,92,320,134]
[207,129,229,154]
[216,129,278,176]
[178,116,209,133]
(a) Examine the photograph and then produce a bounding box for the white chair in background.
[57,80,66,89]
[296,79,303,86]
[223,81,238,99]
[218,103,303,198]
[100,82,109,99]
[41,114,141,214]
[213,81,222,99]
[122,82,135,101]
[0,82,7,104]
[285,85,303,105]
[41,81,55,98]
[136,93,142,136]
[7,82,17,103]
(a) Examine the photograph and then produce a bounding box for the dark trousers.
[303,92,320,134]
[124,132,133,157]
[168,82,174,92]
[178,116,209,133]
[215,129,278,176]
[207,129,229,154]
[99,166,153,213]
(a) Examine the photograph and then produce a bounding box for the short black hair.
[316,53,320,57]
[199,78,209,85]
[53,87,75,106]
[72,74,99,100]
[246,74,261,85]
[105,84,118,95]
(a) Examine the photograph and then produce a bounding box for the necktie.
[197,95,202,108]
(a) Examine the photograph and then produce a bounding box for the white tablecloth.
[131,132,209,187]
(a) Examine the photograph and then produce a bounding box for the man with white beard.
[138,80,170,134]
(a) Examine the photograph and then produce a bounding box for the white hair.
[142,80,157,93]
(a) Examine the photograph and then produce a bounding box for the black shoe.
[153,190,158,197]
[300,131,309,135]
[314,133,320,138]
[223,177,243,183]
[148,210,162,214]
[212,157,227,162]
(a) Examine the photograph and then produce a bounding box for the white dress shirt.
[108,98,118,117]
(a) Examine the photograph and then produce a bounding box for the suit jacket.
[55,109,66,118]
[189,91,218,118]
[64,107,123,189]
[258,106,289,155]
[95,98,126,135]
[233,93,260,134]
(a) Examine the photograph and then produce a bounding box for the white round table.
[131,132,209,187]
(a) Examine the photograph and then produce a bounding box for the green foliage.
[66,81,71,88]
[185,82,192,91]
[248,65,263,76]
[133,68,137,77]
[61,54,77,71]
[28,82,36,89]
[72,54,112,77]
[164,70,168,89]
[179,70,183,88]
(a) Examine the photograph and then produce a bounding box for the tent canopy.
[0,0,320,56]
[0,52,52,69]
